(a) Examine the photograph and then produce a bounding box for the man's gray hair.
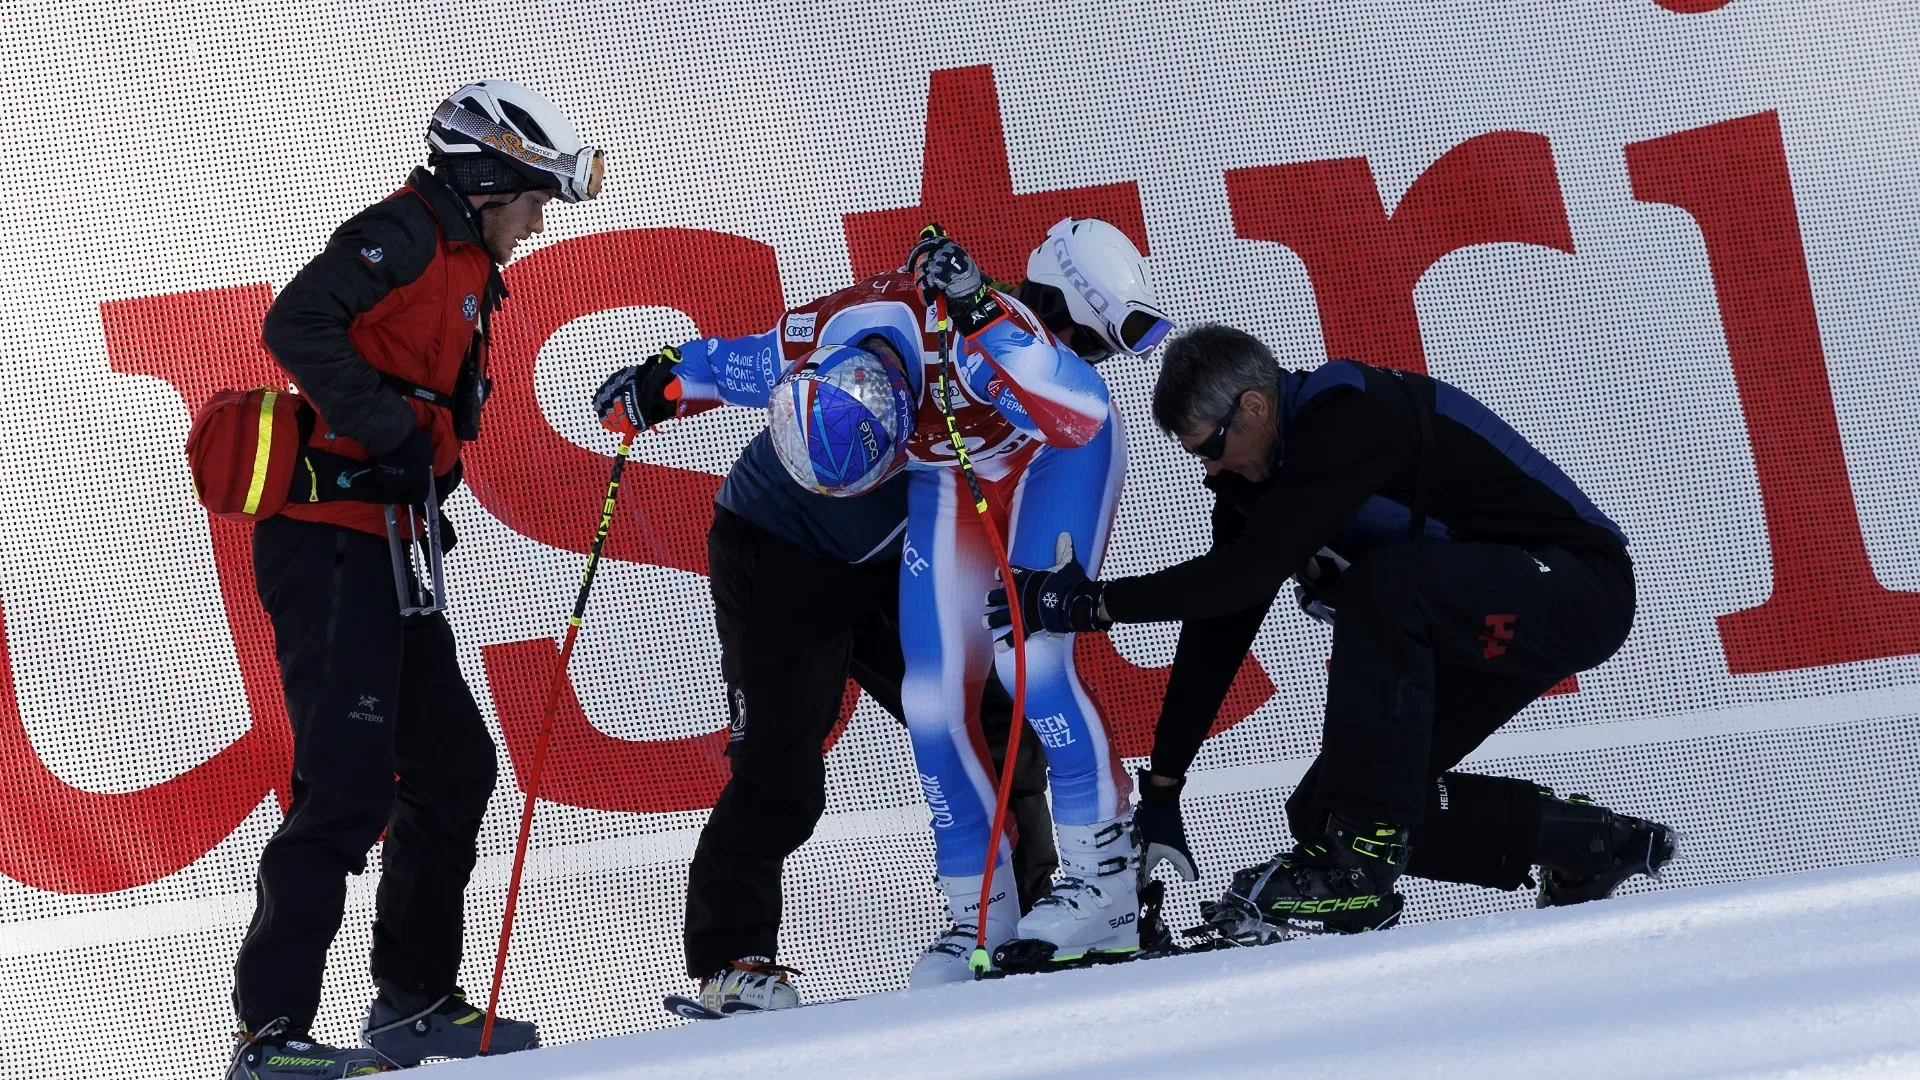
[1151,324,1282,434]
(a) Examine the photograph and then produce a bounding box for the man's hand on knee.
[1135,770,1199,882]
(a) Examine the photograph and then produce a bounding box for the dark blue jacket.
[1103,360,1628,778]
[716,431,908,565]
[1105,360,1624,623]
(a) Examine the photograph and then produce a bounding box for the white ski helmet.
[1023,218,1173,359]
[427,80,604,202]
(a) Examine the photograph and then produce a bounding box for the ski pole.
[916,228,1031,976]
[480,432,635,1053]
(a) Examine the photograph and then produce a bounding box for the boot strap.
[363,993,451,1037]
[730,958,802,980]
[1352,835,1407,864]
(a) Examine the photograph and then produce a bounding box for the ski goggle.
[1020,282,1107,361]
[1020,281,1170,362]
[1115,307,1174,353]
[1019,277,1172,360]
[431,100,605,202]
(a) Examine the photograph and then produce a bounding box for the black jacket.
[1103,360,1629,776]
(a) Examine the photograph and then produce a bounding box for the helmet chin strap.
[1013,279,1112,363]
[427,164,534,262]
[466,191,530,264]
[469,191,513,227]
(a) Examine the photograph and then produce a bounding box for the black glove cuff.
[1136,768,1185,805]
[635,358,681,425]
[952,288,1005,338]
[1089,580,1113,630]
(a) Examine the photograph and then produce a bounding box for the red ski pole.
[480,432,635,1053]
[920,262,1030,976]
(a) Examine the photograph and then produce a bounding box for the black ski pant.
[685,507,1054,978]
[233,517,497,1032]
[1286,540,1634,890]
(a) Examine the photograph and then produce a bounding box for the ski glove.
[984,532,1111,647]
[910,232,1003,338]
[594,345,683,436]
[1134,770,1199,881]
[363,426,436,504]
[1293,546,1350,626]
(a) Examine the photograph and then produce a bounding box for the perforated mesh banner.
[2,1,1917,1076]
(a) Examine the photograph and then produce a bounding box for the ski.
[980,934,1237,978]
[977,880,1249,979]
[662,994,855,1021]
[662,995,726,1021]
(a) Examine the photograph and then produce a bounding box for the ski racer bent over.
[611,219,1173,986]
[224,82,600,1079]
[590,394,1058,1017]
[988,324,1676,943]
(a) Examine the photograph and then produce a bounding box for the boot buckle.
[1351,834,1406,865]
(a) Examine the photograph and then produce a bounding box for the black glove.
[1294,584,1334,626]
[910,228,1002,337]
[593,345,683,436]
[433,458,465,504]
[1293,546,1349,626]
[1135,770,1199,881]
[984,532,1111,646]
[365,426,436,504]
[433,460,462,553]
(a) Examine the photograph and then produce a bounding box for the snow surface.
[431,858,1920,1079]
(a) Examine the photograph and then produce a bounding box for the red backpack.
[184,388,315,522]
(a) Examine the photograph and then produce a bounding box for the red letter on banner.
[0,286,293,894]
[1225,131,1574,376]
[1628,112,1920,673]
[466,229,782,574]
[841,65,1149,280]
[474,229,828,813]
[844,64,1276,739]
[1227,132,1580,695]
[99,286,295,810]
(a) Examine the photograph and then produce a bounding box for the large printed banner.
[0,1,1916,1076]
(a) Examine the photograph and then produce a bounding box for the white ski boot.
[1014,814,1143,960]
[910,867,1018,987]
[698,957,800,1013]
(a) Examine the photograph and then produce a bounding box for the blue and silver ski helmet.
[768,342,917,497]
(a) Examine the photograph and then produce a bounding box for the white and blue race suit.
[663,270,1131,877]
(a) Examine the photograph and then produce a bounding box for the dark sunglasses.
[1189,396,1241,460]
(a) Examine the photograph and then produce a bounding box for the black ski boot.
[1536,793,1678,907]
[362,987,539,1067]
[1201,812,1410,944]
[227,1017,391,1078]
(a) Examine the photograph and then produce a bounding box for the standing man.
[228,81,602,1078]
[988,324,1675,942]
